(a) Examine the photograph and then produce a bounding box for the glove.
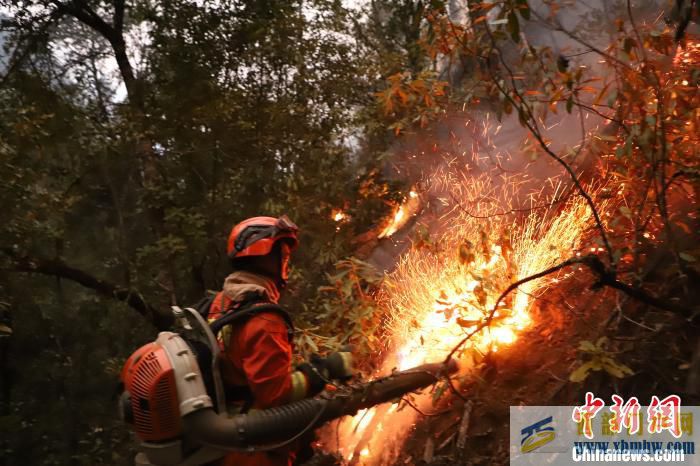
[297,348,355,396]
[297,355,330,396]
[324,347,354,381]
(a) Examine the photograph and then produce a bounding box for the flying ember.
[330,167,604,464]
[333,210,347,222]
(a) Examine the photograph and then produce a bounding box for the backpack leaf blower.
[120,306,458,466]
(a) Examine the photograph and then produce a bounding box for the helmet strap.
[230,243,288,289]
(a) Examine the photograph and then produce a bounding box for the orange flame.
[331,169,605,464]
[378,190,420,239]
[378,205,405,238]
[333,210,347,222]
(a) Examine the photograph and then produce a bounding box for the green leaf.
[680,252,697,263]
[578,340,597,353]
[570,361,596,382]
[432,380,448,404]
[507,11,520,42]
[516,0,531,20]
[615,145,625,159]
[518,108,527,126]
[566,96,573,114]
[601,358,634,378]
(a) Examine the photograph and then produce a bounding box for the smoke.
[368,0,669,272]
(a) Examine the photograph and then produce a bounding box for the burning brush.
[326,168,607,464]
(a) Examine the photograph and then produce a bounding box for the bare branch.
[529,8,634,72]
[1,248,172,329]
[0,9,64,88]
[113,0,126,34]
[55,0,140,106]
[483,33,615,264]
[449,185,576,219]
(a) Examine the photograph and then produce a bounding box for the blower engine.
[120,306,458,466]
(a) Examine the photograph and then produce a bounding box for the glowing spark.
[331,168,606,464]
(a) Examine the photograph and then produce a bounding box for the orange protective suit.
[208,271,310,466]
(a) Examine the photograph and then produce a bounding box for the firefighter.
[205,215,352,466]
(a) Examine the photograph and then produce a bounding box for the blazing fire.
[378,190,421,238]
[331,167,605,464]
[322,24,695,466]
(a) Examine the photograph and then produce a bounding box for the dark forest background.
[0,1,431,463]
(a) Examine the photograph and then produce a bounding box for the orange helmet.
[227,215,299,260]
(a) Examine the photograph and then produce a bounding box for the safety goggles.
[233,215,299,253]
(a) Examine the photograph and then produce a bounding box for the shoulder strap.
[209,301,294,343]
[209,301,294,413]
[192,293,217,320]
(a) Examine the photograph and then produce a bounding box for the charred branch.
[422,436,434,463]
[455,400,473,451]
[445,254,695,370]
[492,255,694,319]
[670,0,698,41]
